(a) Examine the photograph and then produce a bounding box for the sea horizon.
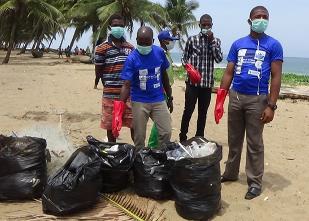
[170,52,309,76]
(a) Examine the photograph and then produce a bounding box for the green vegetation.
[173,67,309,86]
[0,0,200,64]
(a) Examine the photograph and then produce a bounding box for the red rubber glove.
[185,64,201,84]
[214,88,228,124]
[112,100,126,138]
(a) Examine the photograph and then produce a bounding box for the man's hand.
[207,30,214,42]
[166,96,173,113]
[184,63,201,84]
[112,100,126,138]
[261,107,275,124]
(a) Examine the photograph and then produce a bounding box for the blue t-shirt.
[227,34,283,95]
[121,45,170,103]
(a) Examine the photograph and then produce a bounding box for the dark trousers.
[179,83,212,141]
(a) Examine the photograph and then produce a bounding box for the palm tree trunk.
[69,28,79,51]
[58,28,67,50]
[35,33,44,50]
[2,21,17,64]
[47,37,55,50]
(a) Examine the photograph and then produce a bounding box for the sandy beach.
[0,52,308,220]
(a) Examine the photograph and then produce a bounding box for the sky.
[50,0,309,58]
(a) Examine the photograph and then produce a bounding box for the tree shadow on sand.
[238,172,291,192]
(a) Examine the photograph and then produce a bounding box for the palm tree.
[0,0,63,63]
[69,0,166,53]
[163,0,199,50]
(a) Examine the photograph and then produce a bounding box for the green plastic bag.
[148,124,159,149]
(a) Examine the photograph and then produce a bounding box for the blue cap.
[158,30,179,41]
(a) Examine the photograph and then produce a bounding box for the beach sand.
[0,52,308,220]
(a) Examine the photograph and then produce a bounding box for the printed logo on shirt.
[248,69,261,78]
[139,69,148,90]
[255,60,263,69]
[154,83,160,88]
[155,67,160,81]
[238,49,247,57]
[254,50,266,61]
[121,48,132,55]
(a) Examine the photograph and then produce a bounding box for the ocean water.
[170,52,309,76]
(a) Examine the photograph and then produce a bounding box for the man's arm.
[181,37,192,66]
[119,80,130,102]
[268,60,282,105]
[162,69,172,98]
[211,38,223,63]
[220,62,235,89]
[261,60,282,123]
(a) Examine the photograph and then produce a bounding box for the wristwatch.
[267,102,277,111]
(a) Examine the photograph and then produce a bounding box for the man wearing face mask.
[179,14,223,142]
[112,26,173,150]
[214,6,283,200]
[147,30,179,148]
[94,14,134,142]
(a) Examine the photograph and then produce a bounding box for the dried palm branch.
[102,193,166,221]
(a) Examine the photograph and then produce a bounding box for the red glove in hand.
[214,88,228,124]
[112,100,126,138]
[185,64,201,84]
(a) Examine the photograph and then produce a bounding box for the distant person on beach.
[147,30,179,148]
[65,46,71,58]
[215,6,283,200]
[58,47,63,58]
[113,26,173,150]
[179,14,223,142]
[94,13,134,142]
[74,46,79,55]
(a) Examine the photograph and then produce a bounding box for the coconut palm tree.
[0,0,63,63]
[162,0,199,50]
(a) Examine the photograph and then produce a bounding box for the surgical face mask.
[110,26,125,39]
[137,44,152,55]
[201,28,211,35]
[166,40,175,51]
[250,18,268,33]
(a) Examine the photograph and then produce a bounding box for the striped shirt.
[94,36,134,98]
[182,32,223,88]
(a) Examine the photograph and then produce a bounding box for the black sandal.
[245,187,261,200]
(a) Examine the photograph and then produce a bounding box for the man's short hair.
[200,14,212,22]
[108,13,124,26]
[250,6,268,18]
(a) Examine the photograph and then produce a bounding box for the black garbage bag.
[42,145,102,215]
[0,135,47,200]
[87,136,134,193]
[133,143,179,200]
[169,137,222,220]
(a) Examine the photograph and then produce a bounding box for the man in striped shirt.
[94,14,134,142]
[179,14,223,142]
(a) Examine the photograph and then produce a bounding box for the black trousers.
[179,83,212,141]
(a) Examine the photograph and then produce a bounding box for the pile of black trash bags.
[0,134,222,220]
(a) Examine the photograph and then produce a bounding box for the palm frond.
[103,193,166,221]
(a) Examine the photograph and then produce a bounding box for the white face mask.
[166,40,175,51]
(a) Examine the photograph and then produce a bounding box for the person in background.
[74,46,79,55]
[113,26,173,150]
[147,30,179,148]
[94,13,134,142]
[215,6,283,200]
[179,14,223,142]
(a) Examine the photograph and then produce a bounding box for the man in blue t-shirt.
[112,26,173,150]
[214,6,283,200]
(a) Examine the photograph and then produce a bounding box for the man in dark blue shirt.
[214,6,283,200]
[113,26,173,150]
